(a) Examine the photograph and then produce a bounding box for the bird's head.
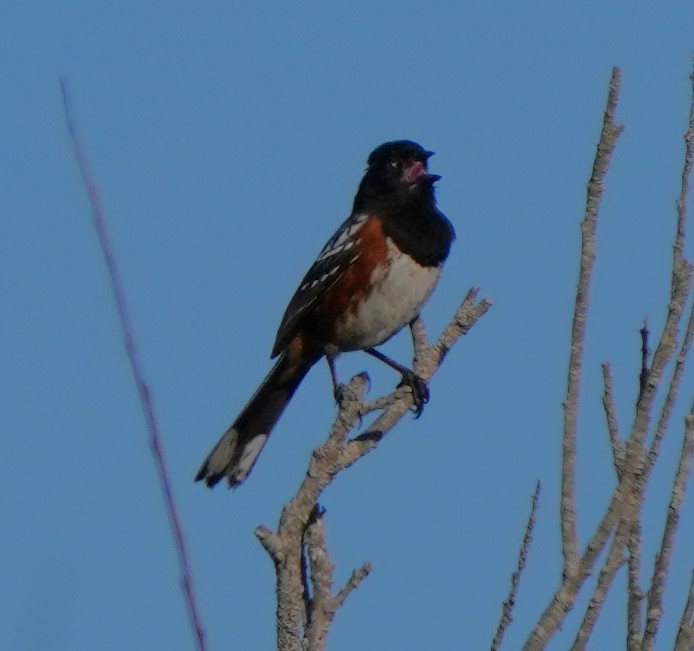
[366,140,441,190]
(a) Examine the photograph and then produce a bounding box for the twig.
[523,67,625,651]
[645,57,694,476]
[641,414,694,651]
[560,67,624,572]
[569,543,626,651]
[527,58,694,651]
[490,481,541,651]
[60,79,206,651]
[332,563,372,611]
[630,58,694,445]
[675,570,694,651]
[602,363,625,476]
[647,300,694,476]
[626,524,644,650]
[638,320,650,402]
[635,59,694,651]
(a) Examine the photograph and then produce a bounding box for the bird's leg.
[325,346,345,404]
[365,348,429,417]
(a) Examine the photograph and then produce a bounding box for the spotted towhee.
[196,140,455,488]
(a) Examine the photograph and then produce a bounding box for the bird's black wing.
[271,212,369,357]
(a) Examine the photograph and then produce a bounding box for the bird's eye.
[390,160,399,169]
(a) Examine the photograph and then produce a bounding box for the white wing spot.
[310,278,320,288]
[316,214,368,261]
[346,223,362,238]
[300,283,309,291]
[318,243,344,261]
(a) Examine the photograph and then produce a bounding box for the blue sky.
[3,2,694,649]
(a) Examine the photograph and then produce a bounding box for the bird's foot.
[398,371,430,417]
[334,382,349,406]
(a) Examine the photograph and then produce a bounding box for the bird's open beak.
[404,160,441,184]
[404,160,433,183]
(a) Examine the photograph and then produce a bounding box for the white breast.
[335,238,442,351]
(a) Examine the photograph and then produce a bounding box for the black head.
[365,140,440,188]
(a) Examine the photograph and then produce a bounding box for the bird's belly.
[334,251,441,351]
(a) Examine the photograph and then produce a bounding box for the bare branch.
[523,70,625,651]
[645,59,694,476]
[634,59,694,651]
[256,525,284,563]
[569,543,626,651]
[433,287,493,364]
[602,363,625,476]
[626,525,644,650]
[641,415,694,650]
[638,320,651,402]
[304,508,335,651]
[630,60,694,455]
[560,66,624,572]
[60,79,207,651]
[528,60,694,651]
[675,570,694,651]
[332,563,372,611]
[647,300,694,476]
[257,289,490,650]
[490,481,541,651]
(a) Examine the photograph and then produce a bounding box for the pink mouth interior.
[404,160,427,183]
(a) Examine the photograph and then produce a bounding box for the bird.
[195,140,455,488]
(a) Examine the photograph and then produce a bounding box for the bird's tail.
[195,349,319,488]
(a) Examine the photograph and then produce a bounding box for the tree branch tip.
[255,525,283,561]
[348,372,370,394]
[333,562,372,609]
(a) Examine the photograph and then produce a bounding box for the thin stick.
[332,563,371,610]
[626,525,644,650]
[523,67,624,651]
[638,320,650,402]
[490,481,541,651]
[647,300,694,476]
[561,67,624,571]
[569,542,625,651]
[645,59,694,475]
[601,363,625,476]
[60,80,206,651]
[641,415,694,651]
[674,570,694,651]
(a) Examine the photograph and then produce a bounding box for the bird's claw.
[334,383,349,406]
[398,371,430,417]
